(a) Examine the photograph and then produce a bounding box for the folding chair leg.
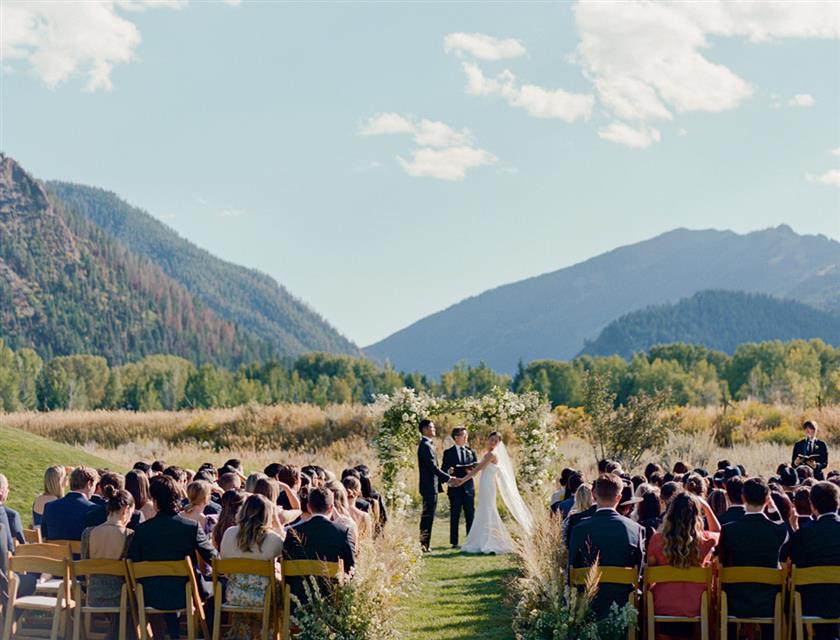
[646,591,655,640]
[700,593,708,640]
[212,584,222,640]
[721,594,728,640]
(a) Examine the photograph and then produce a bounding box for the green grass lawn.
[0,425,115,515]
[398,514,518,640]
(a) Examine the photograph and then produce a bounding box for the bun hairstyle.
[488,431,502,441]
[105,488,135,515]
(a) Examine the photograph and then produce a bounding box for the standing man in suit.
[569,474,645,617]
[791,481,840,640]
[0,475,24,548]
[718,478,788,639]
[792,420,828,480]
[41,466,99,541]
[417,419,451,553]
[442,427,477,548]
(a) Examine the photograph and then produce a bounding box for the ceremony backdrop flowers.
[374,386,555,510]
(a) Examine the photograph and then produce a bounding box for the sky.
[2,1,839,347]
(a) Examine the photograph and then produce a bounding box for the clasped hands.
[449,476,465,488]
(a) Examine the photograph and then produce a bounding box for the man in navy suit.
[417,419,451,552]
[0,475,24,548]
[442,427,477,548]
[569,474,645,617]
[41,466,99,541]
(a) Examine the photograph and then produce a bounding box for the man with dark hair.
[719,475,746,526]
[218,472,240,492]
[132,461,152,475]
[792,421,829,480]
[42,466,99,541]
[569,474,644,617]
[718,478,788,636]
[442,427,477,548]
[150,460,166,475]
[263,463,282,479]
[791,481,840,639]
[416,419,451,552]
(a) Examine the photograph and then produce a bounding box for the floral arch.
[373,387,556,511]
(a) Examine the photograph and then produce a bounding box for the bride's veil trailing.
[494,441,533,535]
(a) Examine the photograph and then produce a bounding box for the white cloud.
[0,0,236,91]
[832,147,840,156]
[358,113,473,147]
[219,207,246,218]
[443,32,526,61]
[807,169,840,187]
[462,63,594,122]
[598,122,662,149]
[358,113,415,136]
[788,93,816,107]
[397,146,497,181]
[221,0,242,5]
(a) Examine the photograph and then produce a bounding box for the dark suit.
[41,492,98,541]
[442,444,477,546]
[417,436,451,550]
[791,513,840,637]
[718,513,788,618]
[563,504,597,546]
[84,506,143,530]
[792,438,828,479]
[0,506,23,550]
[718,505,746,527]
[569,508,644,617]
[283,514,356,606]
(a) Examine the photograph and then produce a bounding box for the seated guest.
[553,471,584,517]
[182,480,213,534]
[718,478,788,632]
[562,483,595,545]
[568,474,644,617]
[212,490,246,551]
[325,481,359,541]
[793,488,814,530]
[32,465,66,527]
[0,474,24,547]
[283,487,355,605]
[551,468,573,504]
[791,481,840,640]
[245,472,267,494]
[151,460,166,476]
[684,473,707,499]
[220,495,284,608]
[191,470,222,515]
[42,466,99,541]
[341,469,370,513]
[645,463,664,482]
[218,472,242,492]
[636,489,663,545]
[81,488,135,609]
[719,476,745,526]
[128,475,217,639]
[276,465,302,511]
[85,472,143,529]
[342,476,372,539]
[647,492,721,632]
[660,481,683,505]
[132,462,152,476]
[253,478,286,529]
[355,465,387,530]
[126,470,156,522]
[707,488,728,519]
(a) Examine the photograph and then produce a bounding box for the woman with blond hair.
[647,492,721,637]
[32,465,66,527]
[325,480,358,541]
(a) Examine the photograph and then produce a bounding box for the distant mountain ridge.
[365,226,840,375]
[47,181,358,359]
[579,290,840,359]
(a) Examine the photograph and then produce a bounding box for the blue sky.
[2,1,839,346]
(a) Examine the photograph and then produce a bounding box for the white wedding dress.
[461,443,533,554]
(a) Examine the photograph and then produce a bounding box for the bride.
[453,431,533,554]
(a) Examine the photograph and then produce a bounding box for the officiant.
[443,427,477,548]
[791,420,828,480]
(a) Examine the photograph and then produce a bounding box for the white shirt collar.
[817,512,837,520]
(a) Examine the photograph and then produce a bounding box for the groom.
[442,427,477,548]
[417,419,452,552]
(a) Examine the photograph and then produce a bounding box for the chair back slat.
[44,538,82,555]
[9,554,67,577]
[22,528,42,544]
[13,542,70,561]
[720,566,786,585]
[128,558,193,579]
[791,565,840,586]
[281,559,343,578]
[73,558,129,578]
[213,558,276,578]
[645,565,711,584]
[570,566,639,587]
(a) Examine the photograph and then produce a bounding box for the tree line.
[0,338,837,412]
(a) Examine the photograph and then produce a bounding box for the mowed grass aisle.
[398,515,517,640]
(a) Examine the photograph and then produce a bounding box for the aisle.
[398,515,517,640]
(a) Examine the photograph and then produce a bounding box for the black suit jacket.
[791,439,828,473]
[283,515,356,605]
[569,509,644,617]
[0,506,23,549]
[41,492,98,541]
[718,505,746,527]
[718,513,788,617]
[563,504,597,546]
[442,445,477,497]
[791,513,840,618]
[417,437,451,497]
[128,513,217,610]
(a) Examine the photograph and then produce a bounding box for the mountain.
[579,290,840,359]
[365,226,840,375]
[47,181,358,358]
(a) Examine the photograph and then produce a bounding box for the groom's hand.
[449,478,462,488]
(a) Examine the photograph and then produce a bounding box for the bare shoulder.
[484,451,498,464]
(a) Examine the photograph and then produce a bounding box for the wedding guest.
[277,464,302,510]
[0,475,24,548]
[719,476,745,526]
[645,463,664,482]
[707,488,728,519]
[636,489,663,544]
[218,472,241,492]
[253,478,287,529]
[85,472,143,529]
[562,483,594,545]
[568,474,644,617]
[553,471,584,517]
[718,478,788,635]
[151,460,166,476]
[183,481,212,531]
[42,466,99,541]
[81,488,135,607]
[126,470,156,522]
[245,472,267,494]
[212,489,247,551]
[647,493,720,636]
[355,464,387,531]
[32,465,65,527]
[326,481,359,540]
[132,462,152,476]
[342,476,372,540]
[791,482,840,640]
[793,488,814,530]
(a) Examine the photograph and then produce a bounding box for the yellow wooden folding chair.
[211,558,278,640]
[790,565,840,640]
[719,566,787,640]
[72,559,132,640]
[2,555,73,640]
[280,560,344,640]
[570,566,640,640]
[22,528,42,544]
[644,565,713,640]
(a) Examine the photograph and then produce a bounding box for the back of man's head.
[742,477,769,508]
[725,476,744,504]
[567,471,584,494]
[307,486,335,515]
[593,473,623,507]
[810,481,840,516]
[70,466,99,493]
